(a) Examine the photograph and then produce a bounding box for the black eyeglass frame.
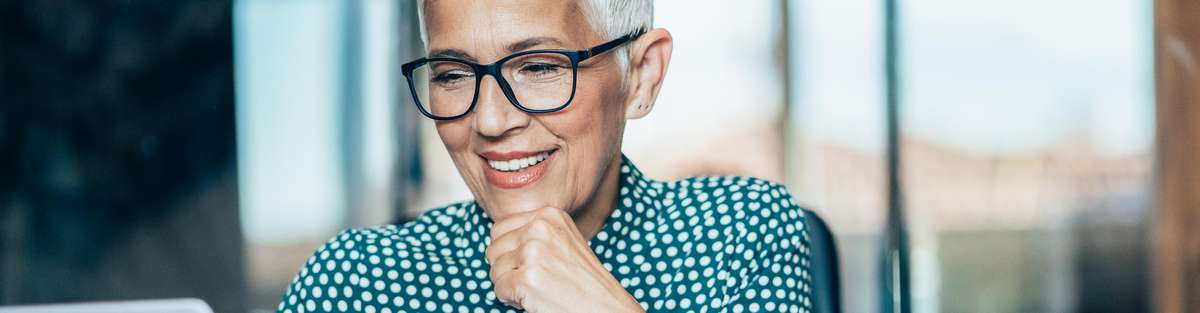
[401,29,646,121]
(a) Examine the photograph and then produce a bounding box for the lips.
[480,149,557,189]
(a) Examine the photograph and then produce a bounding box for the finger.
[489,247,521,281]
[493,265,531,310]
[486,219,534,264]
[492,240,556,306]
[489,209,542,240]
[486,218,559,264]
[485,229,520,264]
[491,206,571,242]
[530,207,582,238]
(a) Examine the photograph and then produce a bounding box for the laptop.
[0,298,213,313]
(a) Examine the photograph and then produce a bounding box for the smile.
[480,149,558,189]
[486,151,551,172]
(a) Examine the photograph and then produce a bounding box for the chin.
[471,148,574,219]
[479,191,570,222]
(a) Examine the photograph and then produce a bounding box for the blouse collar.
[590,154,664,248]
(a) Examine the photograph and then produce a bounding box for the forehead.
[423,0,597,56]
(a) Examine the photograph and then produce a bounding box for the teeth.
[487,151,550,172]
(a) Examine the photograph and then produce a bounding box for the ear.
[623,28,673,120]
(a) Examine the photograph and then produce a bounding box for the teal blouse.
[277,156,814,312]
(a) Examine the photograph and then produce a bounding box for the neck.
[570,154,624,241]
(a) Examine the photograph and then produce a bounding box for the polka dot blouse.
[277,156,814,312]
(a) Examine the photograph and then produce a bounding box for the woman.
[277,0,813,312]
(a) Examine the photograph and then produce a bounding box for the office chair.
[804,208,842,313]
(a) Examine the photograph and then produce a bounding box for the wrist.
[622,299,646,313]
[611,284,644,313]
[601,276,643,313]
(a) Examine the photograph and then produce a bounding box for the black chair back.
[804,209,842,313]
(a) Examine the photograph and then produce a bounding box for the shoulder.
[277,201,487,312]
[349,201,483,262]
[292,200,478,273]
[298,201,483,278]
[661,175,809,251]
[663,175,806,220]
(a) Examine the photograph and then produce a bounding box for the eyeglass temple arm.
[583,29,647,59]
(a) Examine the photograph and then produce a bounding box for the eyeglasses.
[401,30,645,121]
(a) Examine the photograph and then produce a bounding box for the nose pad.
[473,75,529,137]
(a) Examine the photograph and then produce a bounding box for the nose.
[473,75,530,138]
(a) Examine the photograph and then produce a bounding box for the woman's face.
[424,0,630,221]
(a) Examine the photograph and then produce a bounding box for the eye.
[432,69,472,84]
[519,63,564,75]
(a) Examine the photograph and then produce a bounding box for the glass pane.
[787,0,888,311]
[899,0,1154,311]
[416,60,477,117]
[504,52,575,111]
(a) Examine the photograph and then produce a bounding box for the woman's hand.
[485,207,643,313]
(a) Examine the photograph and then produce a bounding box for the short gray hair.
[416,0,653,73]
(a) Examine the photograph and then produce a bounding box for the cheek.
[435,120,472,152]
[540,73,626,171]
[579,74,628,143]
[545,80,623,143]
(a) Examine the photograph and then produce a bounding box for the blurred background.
[2,0,1195,312]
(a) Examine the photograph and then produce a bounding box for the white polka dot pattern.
[277,155,814,312]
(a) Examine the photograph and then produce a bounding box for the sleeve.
[720,185,814,313]
[276,228,367,313]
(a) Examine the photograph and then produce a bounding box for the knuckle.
[520,239,545,258]
[489,267,503,280]
[535,207,566,221]
[515,267,538,288]
[526,219,553,236]
[535,206,559,216]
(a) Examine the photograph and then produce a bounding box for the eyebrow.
[429,49,477,62]
[428,36,568,63]
[507,37,566,53]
